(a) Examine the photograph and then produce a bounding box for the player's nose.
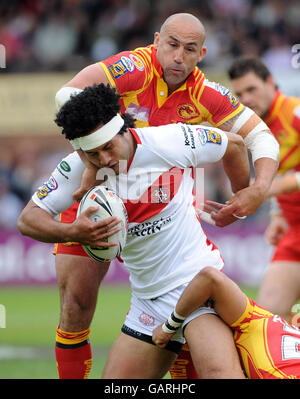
[174,46,184,63]
[99,152,112,167]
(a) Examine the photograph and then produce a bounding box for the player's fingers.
[205,200,226,210]
[157,342,167,348]
[210,211,237,227]
[83,206,100,217]
[98,226,122,240]
[92,240,118,248]
[94,216,121,231]
[152,337,167,348]
[218,202,246,218]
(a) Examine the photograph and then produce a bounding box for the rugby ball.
[76,185,128,262]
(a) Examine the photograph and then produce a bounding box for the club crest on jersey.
[139,312,155,326]
[36,176,58,200]
[177,104,199,119]
[108,59,129,79]
[151,186,170,203]
[225,90,240,108]
[203,129,222,145]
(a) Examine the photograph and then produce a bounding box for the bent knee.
[199,266,224,285]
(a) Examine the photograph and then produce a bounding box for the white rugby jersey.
[32,123,228,299]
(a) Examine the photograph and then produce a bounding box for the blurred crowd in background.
[1,0,300,72]
[1,0,300,229]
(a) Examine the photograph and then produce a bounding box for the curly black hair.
[55,83,135,140]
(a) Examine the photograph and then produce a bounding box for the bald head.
[160,13,206,46]
[154,13,207,93]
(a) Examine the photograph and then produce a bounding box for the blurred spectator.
[0,170,23,230]
[0,0,298,72]
[32,15,78,69]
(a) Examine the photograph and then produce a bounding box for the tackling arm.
[221,132,250,193]
[211,108,279,225]
[152,267,247,348]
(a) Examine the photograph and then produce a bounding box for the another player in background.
[18,83,251,378]
[228,57,300,323]
[267,172,300,197]
[152,266,300,379]
[52,14,279,379]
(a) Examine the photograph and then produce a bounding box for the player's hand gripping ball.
[77,186,128,262]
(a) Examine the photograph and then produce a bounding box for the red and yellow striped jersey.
[99,45,244,129]
[265,91,300,225]
[231,296,300,379]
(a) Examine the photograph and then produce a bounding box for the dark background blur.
[0,0,299,285]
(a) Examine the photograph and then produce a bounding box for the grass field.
[0,283,258,379]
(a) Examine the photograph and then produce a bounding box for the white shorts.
[121,283,217,354]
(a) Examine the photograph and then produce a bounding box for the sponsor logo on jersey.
[196,128,207,145]
[139,312,155,326]
[129,54,144,71]
[128,216,172,237]
[177,103,199,119]
[36,176,58,199]
[204,80,240,108]
[108,59,129,79]
[181,125,196,149]
[121,56,135,72]
[59,161,71,172]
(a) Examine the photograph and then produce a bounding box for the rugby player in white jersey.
[18,84,251,378]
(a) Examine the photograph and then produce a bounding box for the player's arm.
[17,152,121,246]
[152,267,247,348]
[214,109,279,224]
[63,63,110,90]
[267,172,300,197]
[18,199,121,247]
[221,132,250,193]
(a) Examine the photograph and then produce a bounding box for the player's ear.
[198,46,207,63]
[153,32,160,49]
[266,75,276,89]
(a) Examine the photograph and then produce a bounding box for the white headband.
[69,114,125,151]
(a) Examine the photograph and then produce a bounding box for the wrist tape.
[162,311,186,334]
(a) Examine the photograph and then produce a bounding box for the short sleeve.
[31,152,85,216]
[135,123,228,169]
[199,79,244,126]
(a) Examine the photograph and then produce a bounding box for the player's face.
[84,132,134,175]
[154,20,206,93]
[231,72,275,118]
